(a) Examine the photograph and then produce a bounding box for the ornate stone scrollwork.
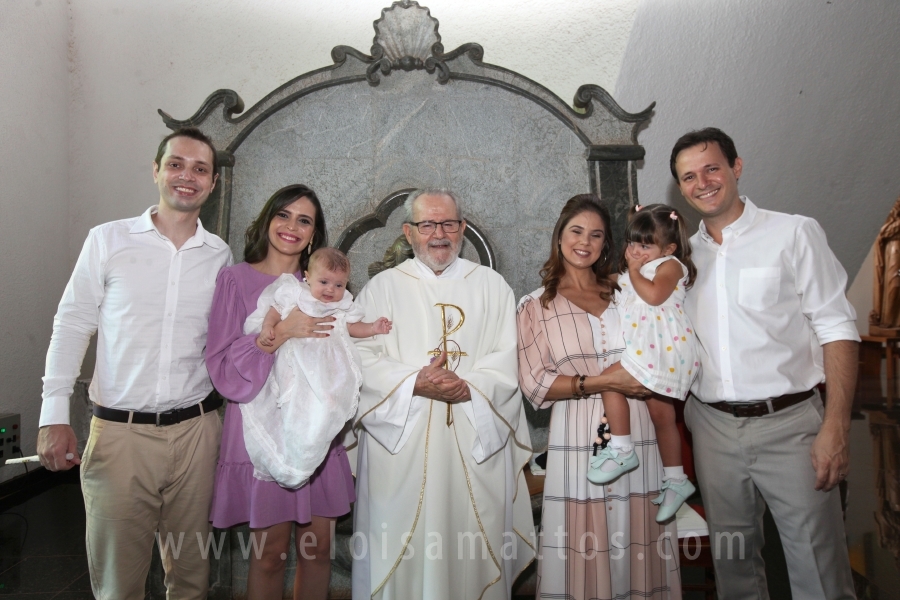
[158,89,244,130]
[574,84,655,125]
[366,0,449,86]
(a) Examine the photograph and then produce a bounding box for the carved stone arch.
[160,0,653,298]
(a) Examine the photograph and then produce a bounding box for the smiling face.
[152,136,218,215]
[402,193,466,274]
[558,210,607,271]
[266,196,317,260]
[306,264,349,303]
[674,141,744,228]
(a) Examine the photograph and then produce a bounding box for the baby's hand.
[258,326,276,347]
[624,245,645,272]
[373,317,393,335]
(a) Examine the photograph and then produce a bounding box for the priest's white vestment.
[352,257,535,600]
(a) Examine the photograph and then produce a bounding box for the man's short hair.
[403,188,464,223]
[308,247,351,275]
[669,127,738,181]
[154,127,219,178]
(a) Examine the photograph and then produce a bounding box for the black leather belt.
[92,391,222,426]
[705,389,814,418]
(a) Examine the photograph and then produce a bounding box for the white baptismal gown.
[241,274,364,488]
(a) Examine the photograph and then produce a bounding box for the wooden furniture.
[860,333,900,409]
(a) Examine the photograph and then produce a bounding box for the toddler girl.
[242,247,391,488]
[586,204,700,522]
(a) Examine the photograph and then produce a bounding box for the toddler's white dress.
[618,256,700,399]
[241,273,364,489]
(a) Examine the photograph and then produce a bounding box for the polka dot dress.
[618,256,700,400]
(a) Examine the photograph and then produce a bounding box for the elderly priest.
[351,189,535,600]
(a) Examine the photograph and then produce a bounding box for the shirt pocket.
[738,267,781,311]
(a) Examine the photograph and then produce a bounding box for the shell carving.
[373,0,441,64]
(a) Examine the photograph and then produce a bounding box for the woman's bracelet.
[570,374,588,399]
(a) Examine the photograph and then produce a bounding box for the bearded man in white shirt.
[674,127,859,599]
[37,128,232,600]
[351,189,535,600]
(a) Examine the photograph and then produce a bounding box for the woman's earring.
[308,234,314,254]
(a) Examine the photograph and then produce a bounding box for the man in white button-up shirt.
[37,128,232,600]
[674,128,858,600]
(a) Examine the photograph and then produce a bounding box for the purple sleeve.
[206,267,275,403]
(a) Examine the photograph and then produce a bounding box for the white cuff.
[367,376,424,454]
[39,396,71,427]
[460,384,506,464]
[815,321,861,345]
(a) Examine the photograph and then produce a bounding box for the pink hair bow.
[670,212,678,220]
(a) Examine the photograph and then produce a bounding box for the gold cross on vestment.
[425,303,468,426]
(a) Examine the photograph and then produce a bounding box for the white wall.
[0,0,71,481]
[615,0,900,281]
[848,244,875,335]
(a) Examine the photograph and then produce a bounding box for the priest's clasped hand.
[414,350,472,403]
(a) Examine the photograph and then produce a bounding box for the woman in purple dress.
[207,185,354,600]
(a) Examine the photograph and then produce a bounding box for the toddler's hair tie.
[670,211,678,220]
[634,204,643,212]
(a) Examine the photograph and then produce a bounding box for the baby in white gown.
[242,248,391,489]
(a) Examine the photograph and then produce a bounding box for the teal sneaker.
[652,477,696,523]
[587,446,639,484]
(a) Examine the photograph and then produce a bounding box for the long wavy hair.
[540,194,619,308]
[618,203,697,288]
[243,184,327,272]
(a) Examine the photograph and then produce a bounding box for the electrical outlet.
[0,413,21,448]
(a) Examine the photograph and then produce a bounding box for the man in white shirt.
[37,128,232,600]
[674,127,858,599]
[352,189,535,600]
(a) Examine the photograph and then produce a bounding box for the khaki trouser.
[81,409,221,600]
[684,393,856,600]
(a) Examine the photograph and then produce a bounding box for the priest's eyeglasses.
[408,220,463,234]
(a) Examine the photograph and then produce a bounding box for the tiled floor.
[0,481,92,599]
[1,407,897,599]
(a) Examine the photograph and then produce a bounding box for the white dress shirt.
[40,206,232,426]
[685,197,859,403]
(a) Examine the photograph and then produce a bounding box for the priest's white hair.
[403,188,464,222]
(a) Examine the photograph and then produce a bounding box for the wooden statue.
[871,194,900,335]
[368,234,413,278]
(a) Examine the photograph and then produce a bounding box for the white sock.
[601,436,634,473]
[609,435,633,453]
[661,465,688,506]
[663,466,686,481]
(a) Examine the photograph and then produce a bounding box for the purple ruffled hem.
[210,440,355,529]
